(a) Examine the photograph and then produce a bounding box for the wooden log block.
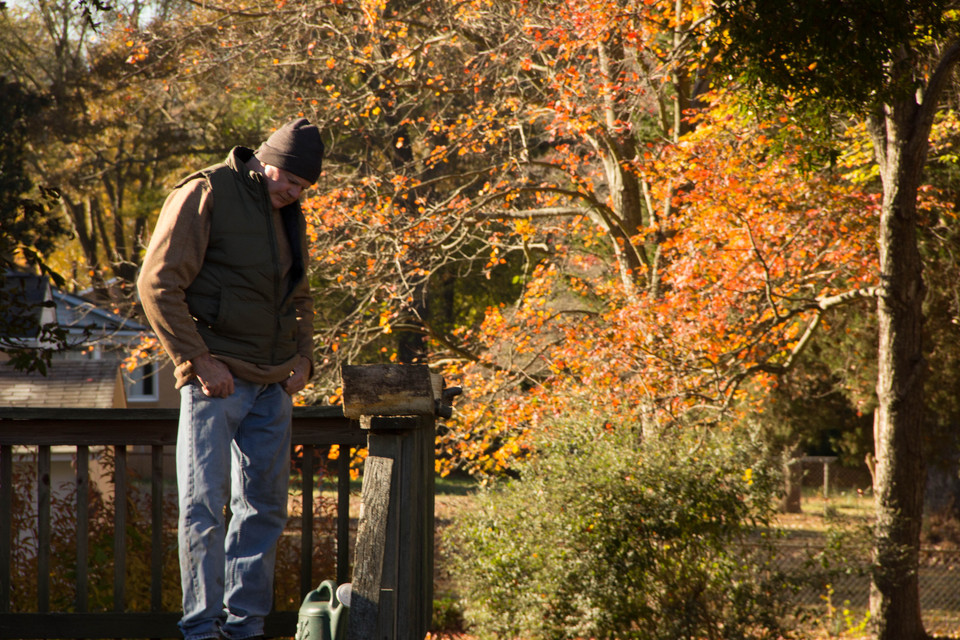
[341,364,435,418]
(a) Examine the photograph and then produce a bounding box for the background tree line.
[3,1,960,637]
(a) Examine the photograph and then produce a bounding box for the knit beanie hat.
[255,118,325,184]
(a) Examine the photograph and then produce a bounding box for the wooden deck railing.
[0,406,366,639]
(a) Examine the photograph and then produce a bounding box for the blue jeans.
[176,378,292,640]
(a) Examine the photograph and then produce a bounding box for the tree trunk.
[868,104,928,640]
[867,40,960,638]
[780,443,804,514]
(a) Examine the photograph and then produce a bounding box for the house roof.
[0,359,127,408]
[2,270,149,354]
[53,287,148,335]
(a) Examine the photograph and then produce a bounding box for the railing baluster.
[337,445,350,586]
[0,406,365,639]
[0,445,11,613]
[38,445,51,614]
[300,444,314,598]
[76,445,89,613]
[151,445,163,613]
[114,445,127,612]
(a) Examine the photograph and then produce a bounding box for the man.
[137,118,323,640]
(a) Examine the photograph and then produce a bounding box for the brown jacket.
[138,152,314,388]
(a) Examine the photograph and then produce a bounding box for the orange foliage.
[437,93,878,475]
[101,0,884,476]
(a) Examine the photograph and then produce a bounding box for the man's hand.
[191,352,235,398]
[281,357,310,396]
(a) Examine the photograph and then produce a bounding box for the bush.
[445,415,794,640]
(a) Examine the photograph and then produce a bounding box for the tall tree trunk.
[868,102,928,640]
[61,194,97,269]
[865,39,960,637]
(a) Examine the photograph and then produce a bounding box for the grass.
[775,486,874,534]
[435,472,480,497]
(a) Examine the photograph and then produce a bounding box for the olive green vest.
[183,149,306,365]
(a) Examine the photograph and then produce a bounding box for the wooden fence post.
[341,364,457,640]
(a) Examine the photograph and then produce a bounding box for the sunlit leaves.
[6,0,893,478]
[434,89,880,475]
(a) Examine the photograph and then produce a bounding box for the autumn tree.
[292,1,711,383]
[121,0,894,476]
[0,0,886,486]
[1,0,256,304]
[7,0,894,493]
[712,2,960,638]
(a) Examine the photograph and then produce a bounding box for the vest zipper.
[252,172,281,363]
[264,189,281,365]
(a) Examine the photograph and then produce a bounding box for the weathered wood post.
[340,364,459,640]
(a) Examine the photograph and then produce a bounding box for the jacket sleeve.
[137,179,213,367]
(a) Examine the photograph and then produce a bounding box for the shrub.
[445,415,793,640]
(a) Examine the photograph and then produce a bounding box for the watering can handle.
[315,580,339,606]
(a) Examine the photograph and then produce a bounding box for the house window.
[127,361,159,402]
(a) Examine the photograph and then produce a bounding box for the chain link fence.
[770,458,960,637]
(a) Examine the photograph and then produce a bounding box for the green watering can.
[295,580,350,640]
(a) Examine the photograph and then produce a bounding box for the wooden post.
[800,455,839,513]
[342,364,455,640]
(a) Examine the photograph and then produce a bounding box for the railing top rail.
[0,406,346,419]
[0,406,365,446]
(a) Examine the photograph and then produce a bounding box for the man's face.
[262,164,311,209]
